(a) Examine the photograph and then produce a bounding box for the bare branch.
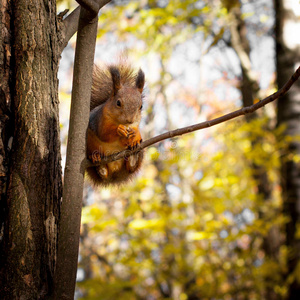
[60,6,80,51]
[59,0,111,52]
[85,66,300,169]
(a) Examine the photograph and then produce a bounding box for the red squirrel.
[86,62,145,186]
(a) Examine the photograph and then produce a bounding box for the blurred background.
[57,0,300,299]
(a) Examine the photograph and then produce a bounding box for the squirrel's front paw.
[89,151,101,164]
[117,125,136,139]
[127,137,142,150]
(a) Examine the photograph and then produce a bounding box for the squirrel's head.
[107,66,145,125]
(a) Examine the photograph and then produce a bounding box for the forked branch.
[76,0,100,14]
[59,0,111,52]
[85,65,300,169]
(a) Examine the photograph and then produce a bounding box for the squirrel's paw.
[127,127,142,150]
[89,151,101,164]
[127,137,142,150]
[117,125,135,138]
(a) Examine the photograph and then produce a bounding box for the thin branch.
[85,66,300,169]
[60,6,80,51]
[58,9,69,20]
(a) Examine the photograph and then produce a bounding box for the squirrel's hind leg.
[96,165,109,179]
[125,153,142,173]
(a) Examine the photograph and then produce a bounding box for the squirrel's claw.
[117,125,127,137]
[126,127,136,138]
[118,125,142,150]
[128,138,142,150]
[118,125,137,139]
[117,125,134,138]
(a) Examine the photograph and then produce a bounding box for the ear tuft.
[136,68,145,93]
[109,66,121,96]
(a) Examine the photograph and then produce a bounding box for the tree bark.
[275,0,300,298]
[0,0,13,247]
[0,0,62,298]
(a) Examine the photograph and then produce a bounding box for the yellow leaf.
[188,231,217,241]
[199,177,214,190]
[129,218,164,230]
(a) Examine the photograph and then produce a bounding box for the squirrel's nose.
[126,118,133,124]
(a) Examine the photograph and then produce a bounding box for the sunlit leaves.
[96,0,223,56]
[73,0,289,298]
[79,114,290,298]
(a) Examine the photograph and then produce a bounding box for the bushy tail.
[90,65,112,111]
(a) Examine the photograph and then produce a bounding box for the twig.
[85,65,300,169]
[58,9,69,21]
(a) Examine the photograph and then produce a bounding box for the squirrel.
[86,62,145,186]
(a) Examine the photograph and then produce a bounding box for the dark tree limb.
[54,1,110,298]
[58,0,111,52]
[76,0,99,14]
[85,65,300,169]
[275,0,300,297]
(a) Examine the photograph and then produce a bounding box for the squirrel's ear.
[136,68,145,93]
[109,66,121,96]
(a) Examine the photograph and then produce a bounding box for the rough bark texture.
[0,0,13,247]
[0,0,62,298]
[275,0,300,298]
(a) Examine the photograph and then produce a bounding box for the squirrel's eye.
[140,104,143,110]
[116,100,121,107]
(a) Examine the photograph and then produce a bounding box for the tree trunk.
[0,0,62,298]
[275,0,300,298]
[0,0,13,236]
[229,4,280,299]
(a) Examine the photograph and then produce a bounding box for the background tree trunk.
[229,4,280,298]
[0,0,62,298]
[275,0,300,298]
